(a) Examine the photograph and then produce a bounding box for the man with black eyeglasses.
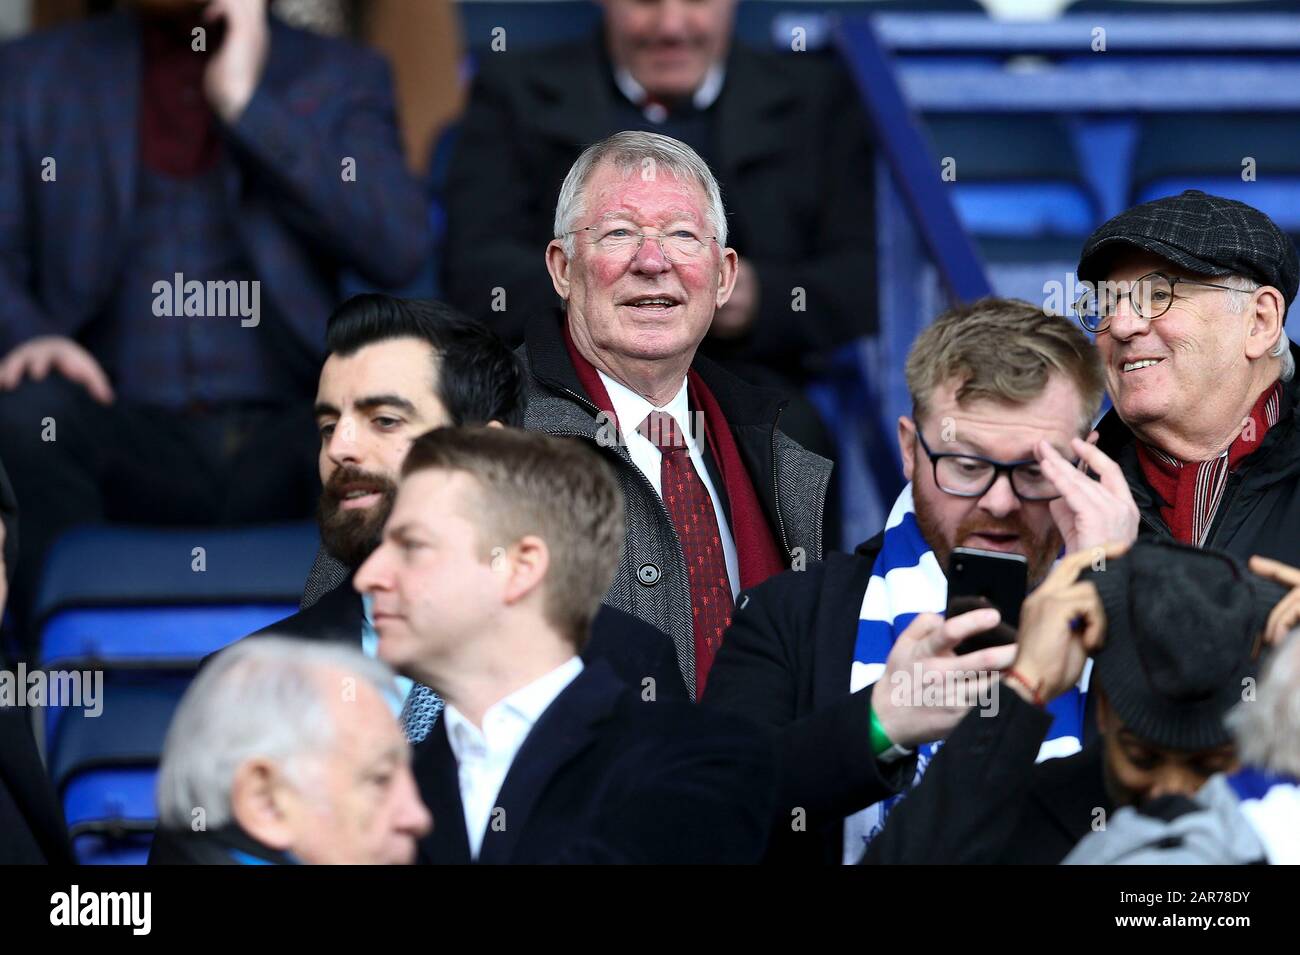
[1076,190,1300,578]
[702,298,1141,864]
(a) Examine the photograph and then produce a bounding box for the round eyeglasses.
[1072,271,1246,333]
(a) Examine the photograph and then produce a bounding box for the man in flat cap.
[1074,190,1300,569]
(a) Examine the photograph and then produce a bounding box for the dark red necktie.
[638,411,733,696]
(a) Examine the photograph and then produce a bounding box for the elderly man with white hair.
[1080,191,1300,567]
[149,637,431,865]
[522,130,830,700]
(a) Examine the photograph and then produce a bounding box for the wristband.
[1004,668,1045,708]
[869,702,914,764]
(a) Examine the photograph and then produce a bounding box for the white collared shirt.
[598,370,740,599]
[613,64,726,123]
[442,656,585,859]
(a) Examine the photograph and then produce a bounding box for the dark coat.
[701,537,917,864]
[521,311,831,696]
[247,574,689,702]
[442,35,876,374]
[148,825,294,865]
[0,707,74,864]
[706,532,1109,865]
[862,684,1111,865]
[0,457,74,865]
[413,660,775,864]
[1096,344,1300,565]
[0,11,430,364]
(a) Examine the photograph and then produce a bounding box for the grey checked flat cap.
[1077,189,1299,307]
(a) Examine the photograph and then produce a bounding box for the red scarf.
[1136,380,1283,545]
[562,324,787,589]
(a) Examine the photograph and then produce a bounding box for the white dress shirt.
[442,656,585,859]
[598,370,740,598]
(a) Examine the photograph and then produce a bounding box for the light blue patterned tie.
[400,683,444,744]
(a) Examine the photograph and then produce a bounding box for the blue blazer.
[0,12,431,363]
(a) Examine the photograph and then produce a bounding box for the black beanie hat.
[1083,540,1286,751]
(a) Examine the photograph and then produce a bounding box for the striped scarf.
[842,483,1088,864]
[1226,767,1300,865]
[1135,381,1282,546]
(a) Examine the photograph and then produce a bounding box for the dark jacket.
[702,537,917,864]
[413,660,775,864]
[1096,346,1300,565]
[707,532,1109,865]
[0,457,74,865]
[0,707,74,864]
[862,684,1111,865]
[521,311,831,696]
[442,35,876,374]
[148,824,295,865]
[247,573,688,702]
[0,11,430,365]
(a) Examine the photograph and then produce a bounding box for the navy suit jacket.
[414,660,775,864]
[0,11,430,366]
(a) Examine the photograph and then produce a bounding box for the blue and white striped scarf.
[1226,768,1300,864]
[843,483,1089,864]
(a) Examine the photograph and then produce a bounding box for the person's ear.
[229,759,297,852]
[545,240,573,301]
[498,535,550,608]
[898,416,917,483]
[1244,285,1285,362]
[714,246,739,309]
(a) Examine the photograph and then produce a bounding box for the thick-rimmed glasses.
[915,430,1071,501]
[565,225,718,262]
[1072,271,1247,333]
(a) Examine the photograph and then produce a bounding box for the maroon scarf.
[1136,380,1283,545]
[562,324,787,589]
[140,14,221,177]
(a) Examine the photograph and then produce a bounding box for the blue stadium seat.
[32,523,318,863]
[72,831,155,866]
[34,523,319,626]
[1131,113,1300,233]
[40,605,302,670]
[1068,0,1300,12]
[735,0,985,52]
[923,114,1100,242]
[454,0,988,60]
[51,673,192,865]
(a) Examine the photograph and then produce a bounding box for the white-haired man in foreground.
[150,637,431,865]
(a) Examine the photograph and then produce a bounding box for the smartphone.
[946,547,1028,654]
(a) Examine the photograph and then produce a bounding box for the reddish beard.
[913,488,1063,587]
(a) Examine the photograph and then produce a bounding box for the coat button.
[637,562,661,586]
